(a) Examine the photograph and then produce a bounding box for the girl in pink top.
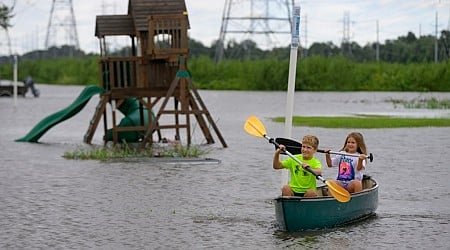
[325,132,368,193]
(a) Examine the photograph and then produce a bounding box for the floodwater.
[1,85,449,249]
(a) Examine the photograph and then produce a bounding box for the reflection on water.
[0,85,449,249]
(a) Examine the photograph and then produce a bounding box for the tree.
[308,42,340,57]
[188,39,211,58]
[1,1,15,56]
[399,32,417,44]
[440,30,450,60]
[0,2,15,30]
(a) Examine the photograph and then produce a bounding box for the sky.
[1,0,450,56]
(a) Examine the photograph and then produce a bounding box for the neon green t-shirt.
[281,155,322,194]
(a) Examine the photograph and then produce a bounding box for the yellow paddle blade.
[325,180,351,203]
[244,116,267,137]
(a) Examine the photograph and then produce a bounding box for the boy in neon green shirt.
[273,135,322,197]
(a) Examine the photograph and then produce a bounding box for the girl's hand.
[359,154,366,160]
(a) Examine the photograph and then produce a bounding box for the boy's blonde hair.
[302,135,319,149]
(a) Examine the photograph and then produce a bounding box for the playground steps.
[84,94,109,144]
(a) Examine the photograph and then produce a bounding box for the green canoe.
[274,176,379,231]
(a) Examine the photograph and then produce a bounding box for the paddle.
[244,116,351,203]
[275,137,374,162]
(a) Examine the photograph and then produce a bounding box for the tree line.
[2,29,448,64]
[188,30,450,64]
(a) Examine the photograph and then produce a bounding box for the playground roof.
[95,0,189,37]
[95,15,135,37]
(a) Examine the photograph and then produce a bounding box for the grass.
[386,97,450,109]
[272,115,450,128]
[272,97,450,128]
[63,142,207,160]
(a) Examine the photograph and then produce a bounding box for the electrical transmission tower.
[341,11,352,55]
[45,0,80,50]
[215,0,295,62]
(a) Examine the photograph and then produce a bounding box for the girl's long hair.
[340,132,367,155]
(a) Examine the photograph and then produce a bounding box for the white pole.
[282,6,301,186]
[13,55,18,107]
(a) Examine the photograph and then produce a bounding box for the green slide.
[104,98,155,142]
[16,85,106,143]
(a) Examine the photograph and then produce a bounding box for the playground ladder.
[84,94,109,144]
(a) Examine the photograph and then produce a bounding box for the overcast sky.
[1,0,449,56]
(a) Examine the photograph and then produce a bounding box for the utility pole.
[303,14,308,57]
[376,20,379,61]
[45,0,80,51]
[448,6,450,59]
[435,11,438,63]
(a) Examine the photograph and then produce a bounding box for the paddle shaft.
[275,137,373,162]
[270,136,326,183]
[319,149,374,162]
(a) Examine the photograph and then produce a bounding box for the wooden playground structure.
[84,0,227,147]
